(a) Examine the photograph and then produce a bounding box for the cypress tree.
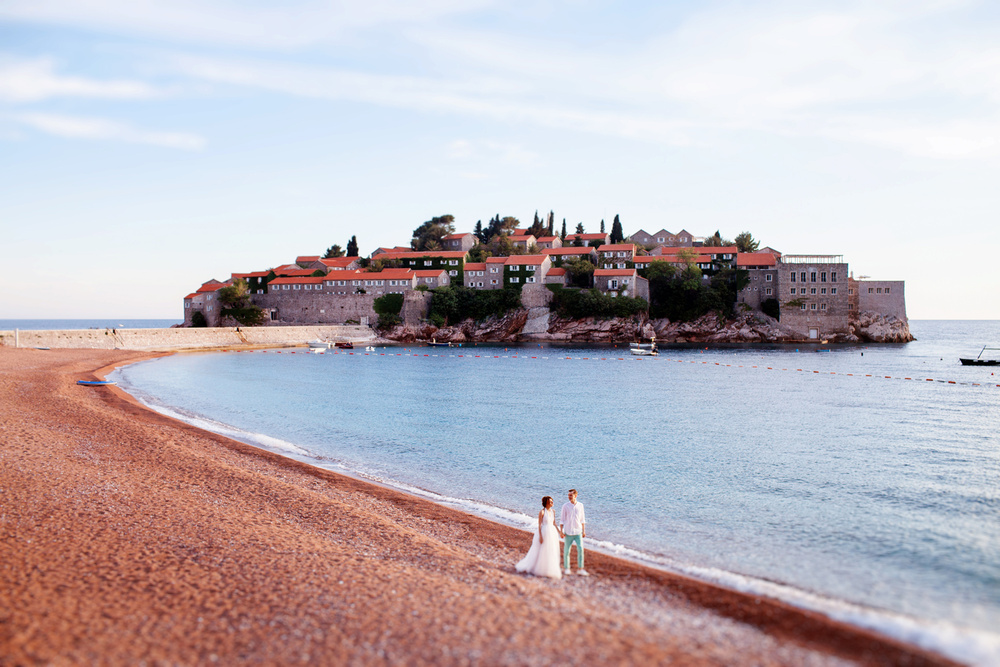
[560,219,567,240]
[346,235,359,257]
[610,214,624,244]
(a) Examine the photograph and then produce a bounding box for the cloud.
[0,56,162,102]
[0,0,493,49]
[10,112,205,150]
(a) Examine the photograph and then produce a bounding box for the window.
[848,288,854,295]
[766,274,772,282]
[790,288,797,295]
[810,303,817,310]
[282,285,289,290]
[790,272,796,282]
[831,288,837,294]
[449,270,457,276]
[424,260,432,266]
[377,280,384,286]
[800,303,807,310]
[490,267,499,273]
[449,260,458,265]
[657,237,664,242]
[491,279,498,285]
[885,287,890,293]
[408,260,416,266]
[610,279,619,289]
[801,272,807,282]
[810,272,817,282]
[207,305,213,311]
[304,285,311,290]
[820,303,827,310]
[185,302,190,308]
[821,288,826,295]
[510,277,520,283]
[877,287,883,293]
[478,282,483,287]
[868,287,874,293]
[425,278,434,284]
[527,265,536,272]
[527,276,536,283]
[849,303,854,310]
[831,272,837,282]
[766,288,772,295]
[821,272,827,282]
[810,288,817,294]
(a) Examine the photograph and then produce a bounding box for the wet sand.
[0,348,958,665]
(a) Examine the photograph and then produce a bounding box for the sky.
[1,0,998,320]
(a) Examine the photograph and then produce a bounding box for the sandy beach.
[0,347,958,666]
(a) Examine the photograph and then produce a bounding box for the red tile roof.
[275,268,321,277]
[486,257,509,264]
[542,247,594,256]
[597,244,636,253]
[231,271,271,279]
[358,269,415,280]
[269,276,326,285]
[376,250,469,260]
[442,233,473,240]
[658,245,738,255]
[547,268,566,276]
[414,269,446,277]
[196,281,227,293]
[296,255,320,264]
[505,255,547,265]
[737,253,778,267]
[594,269,637,276]
[320,257,357,268]
[510,228,529,236]
[536,236,557,242]
[565,233,607,241]
[464,263,486,270]
[183,293,200,300]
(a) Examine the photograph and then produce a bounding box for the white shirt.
[560,501,585,535]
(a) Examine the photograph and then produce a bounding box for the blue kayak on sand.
[77,380,117,386]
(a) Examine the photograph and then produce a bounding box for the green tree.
[528,210,546,237]
[560,219,567,241]
[610,215,624,244]
[373,293,404,329]
[703,231,724,247]
[563,257,595,289]
[218,279,266,326]
[735,231,760,253]
[547,211,555,236]
[346,235,359,257]
[412,215,455,251]
[474,220,486,244]
[600,219,605,233]
[324,244,344,258]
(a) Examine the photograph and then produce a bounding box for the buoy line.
[224,349,999,388]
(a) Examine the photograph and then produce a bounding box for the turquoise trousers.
[563,534,584,569]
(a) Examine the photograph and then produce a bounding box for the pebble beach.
[0,348,958,666]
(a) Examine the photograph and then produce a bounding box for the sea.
[108,320,1000,666]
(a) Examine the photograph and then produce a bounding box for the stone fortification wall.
[252,292,377,325]
[0,325,374,351]
[401,290,432,326]
[856,281,906,321]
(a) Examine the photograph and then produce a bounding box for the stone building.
[564,232,610,247]
[463,262,487,288]
[442,233,477,252]
[542,247,598,266]
[504,255,551,288]
[597,244,635,269]
[593,268,649,301]
[183,280,228,327]
[736,253,779,309]
[776,255,849,340]
[849,279,907,320]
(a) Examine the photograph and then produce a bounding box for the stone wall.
[0,325,375,351]
[252,292,377,325]
[777,261,850,340]
[855,280,906,321]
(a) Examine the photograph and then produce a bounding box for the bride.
[515,496,563,579]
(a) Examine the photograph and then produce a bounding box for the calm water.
[0,319,180,330]
[111,320,1000,665]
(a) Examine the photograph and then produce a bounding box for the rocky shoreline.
[382,310,915,345]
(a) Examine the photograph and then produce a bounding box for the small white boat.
[629,335,658,356]
[307,340,331,349]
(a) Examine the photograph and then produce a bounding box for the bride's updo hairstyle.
[542,495,553,508]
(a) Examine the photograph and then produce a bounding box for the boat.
[77,380,117,386]
[427,339,452,348]
[629,335,658,357]
[960,346,1000,366]
[307,340,331,349]
[334,341,354,349]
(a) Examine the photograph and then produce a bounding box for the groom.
[559,488,588,576]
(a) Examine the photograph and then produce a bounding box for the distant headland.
[181,215,912,344]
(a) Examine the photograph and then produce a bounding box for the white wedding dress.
[515,508,562,579]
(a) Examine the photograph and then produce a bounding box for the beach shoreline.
[0,347,959,665]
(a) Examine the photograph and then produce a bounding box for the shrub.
[549,288,647,319]
[428,286,521,325]
[373,293,404,330]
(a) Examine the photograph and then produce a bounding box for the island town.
[182,215,911,344]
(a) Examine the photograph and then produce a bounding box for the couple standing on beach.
[515,489,587,580]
